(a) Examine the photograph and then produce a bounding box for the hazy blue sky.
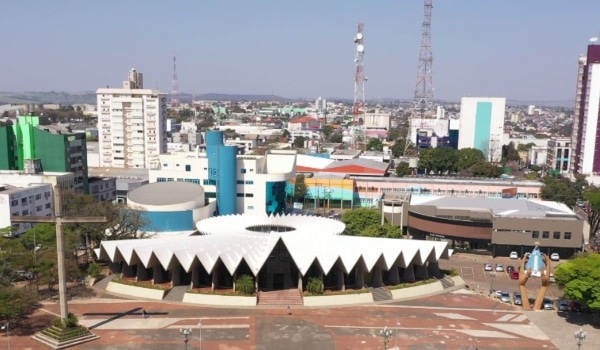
[1,1,599,102]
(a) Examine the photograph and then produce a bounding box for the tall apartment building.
[0,183,53,237]
[571,43,600,175]
[546,137,571,175]
[0,115,88,192]
[458,97,506,162]
[96,69,167,169]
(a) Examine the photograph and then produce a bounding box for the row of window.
[532,230,572,240]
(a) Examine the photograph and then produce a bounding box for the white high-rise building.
[458,97,506,162]
[96,69,167,168]
[315,97,327,114]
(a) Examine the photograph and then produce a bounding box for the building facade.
[96,69,168,169]
[458,97,506,162]
[546,137,571,175]
[0,115,88,193]
[571,43,600,175]
[149,131,296,215]
[0,183,53,237]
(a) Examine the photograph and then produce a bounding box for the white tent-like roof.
[96,213,451,277]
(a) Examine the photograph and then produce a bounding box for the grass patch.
[186,289,256,296]
[112,278,171,291]
[303,288,370,297]
[388,279,437,290]
[440,268,460,277]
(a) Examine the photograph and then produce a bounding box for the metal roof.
[96,213,450,276]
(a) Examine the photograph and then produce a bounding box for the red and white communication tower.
[171,54,180,108]
[352,22,367,125]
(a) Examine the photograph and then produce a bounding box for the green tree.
[428,148,457,174]
[469,160,503,177]
[235,274,255,295]
[0,287,38,322]
[306,276,323,294]
[554,254,600,316]
[455,148,485,171]
[395,162,411,177]
[517,142,536,151]
[293,136,306,148]
[329,133,343,143]
[501,142,521,164]
[417,148,434,173]
[293,174,308,202]
[540,176,583,207]
[365,138,383,151]
[584,188,600,237]
[321,125,334,141]
[341,208,382,236]
[361,223,402,238]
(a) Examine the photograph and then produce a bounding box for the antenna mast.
[413,0,434,117]
[171,54,180,108]
[353,22,367,125]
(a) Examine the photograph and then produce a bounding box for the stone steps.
[258,289,303,306]
[163,284,189,302]
[369,286,392,301]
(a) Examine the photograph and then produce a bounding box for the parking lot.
[439,252,564,301]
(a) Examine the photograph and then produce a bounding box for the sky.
[1,0,600,102]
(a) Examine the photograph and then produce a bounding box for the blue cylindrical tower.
[206,130,237,215]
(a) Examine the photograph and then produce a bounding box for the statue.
[518,245,551,310]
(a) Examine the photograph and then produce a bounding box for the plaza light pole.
[574,327,587,350]
[380,326,392,350]
[1,322,10,350]
[489,271,496,297]
[198,320,202,350]
[179,328,192,350]
[395,320,400,349]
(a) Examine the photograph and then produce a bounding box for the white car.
[509,251,519,259]
[495,264,504,272]
[550,253,560,261]
[484,263,493,271]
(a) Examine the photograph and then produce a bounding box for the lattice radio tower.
[171,54,180,108]
[353,22,367,125]
[413,0,434,117]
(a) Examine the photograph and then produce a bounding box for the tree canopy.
[540,175,587,208]
[395,162,411,177]
[341,208,402,238]
[584,187,600,237]
[554,253,600,314]
[293,174,308,201]
[455,148,485,171]
[365,138,383,151]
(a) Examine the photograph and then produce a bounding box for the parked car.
[510,271,519,280]
[495,264,504,272]
[557,299,570,311]
[570,301,582,312]
[506,265,515,273]
[549,273,555,283]
[500,291,511,303]
[509,251,519,259]
[484,263,493,271]
[513,292,522,305]
[550,252,560,261]
[542,298,555,310]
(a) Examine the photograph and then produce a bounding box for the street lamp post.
[1,321,10,350]
[489,271,496,298]
[574,327,587,350]
[179,328,192,350]
[380,326,392,350]
[395,320,400,349]
[198,320,202,350]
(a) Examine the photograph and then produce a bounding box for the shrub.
[87,263,101,278]
[306,277,323,294]
[51,313,79,328]
[235,274,255,295]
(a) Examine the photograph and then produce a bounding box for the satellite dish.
[590,37,599,43]
[356,33,363,40]
[357,44,364,52]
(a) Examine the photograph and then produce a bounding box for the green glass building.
[0,114,89,193]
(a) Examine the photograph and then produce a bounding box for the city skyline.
[1,1,600,102]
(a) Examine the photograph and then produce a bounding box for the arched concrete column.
[427,262,440,278]
[403,265,415,283]
[191,269,200,288]
[232,271,237,292]
[355,267,364,289]
[415,264,429,280]
[297,271,303,292]
[372,267,383,287]
[171,266,181,287]
[337,268,345,291]
[211,269,219,291]
[389,266,400,285]
[122,264,135,278]
[136,263,148,281]
[152,266,163,285]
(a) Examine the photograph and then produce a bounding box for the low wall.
[390,281,444,300]
[451,276,466,287]
[106,281,167,300]
[183,292,257,306]
[303,292,373,307]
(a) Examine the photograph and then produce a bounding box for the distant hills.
[0,91,574,108]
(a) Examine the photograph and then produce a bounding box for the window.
[564,232,572,240]
[22,210,29,215]
[45,203,51,209]
[237,180,244,185]
[10,199,18,206]
[241,168,247,174]
[237,193,244,197]
[245,180,254,185]
[553,232,560,239]
[542,231,549,239]
[185,165,191,171]
[167,178,174,182]
[21,198,28,205]
[532,231,539,239]
[245,193,254,197]
[35,194,42,200]
[247,206,254,210]
[36,205,43,212]
[157,177,167,182]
